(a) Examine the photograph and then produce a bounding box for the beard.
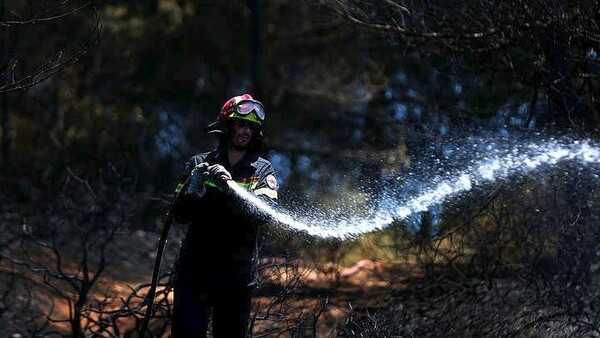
[231,133,253,150]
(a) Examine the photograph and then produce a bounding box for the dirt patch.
[0,226,416,337]
[251,258,418,337]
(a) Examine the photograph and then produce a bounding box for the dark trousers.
[171,264,253,338]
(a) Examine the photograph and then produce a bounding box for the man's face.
[230,119,256,149]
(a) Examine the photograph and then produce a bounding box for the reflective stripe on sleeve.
[254,187,278,200]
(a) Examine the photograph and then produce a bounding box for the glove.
[186,162,209,197]
[206,164,232,191]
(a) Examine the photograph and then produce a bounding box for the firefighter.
[170,94,279,337]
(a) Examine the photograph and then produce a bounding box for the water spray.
[230,136,600,240]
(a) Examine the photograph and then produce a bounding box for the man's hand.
[206,164,232,191]
[186,162,209,197]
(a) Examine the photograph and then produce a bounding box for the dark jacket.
[171,146,279,286]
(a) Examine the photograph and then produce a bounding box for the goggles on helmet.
[228,99,265,124]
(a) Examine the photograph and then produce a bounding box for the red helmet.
[206,93,265,134]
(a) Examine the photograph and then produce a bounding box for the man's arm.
[239,160,280,224]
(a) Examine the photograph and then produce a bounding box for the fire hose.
[140,174,233,336]
[139,185,181,337]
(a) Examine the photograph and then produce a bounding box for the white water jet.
[229,137,600,240]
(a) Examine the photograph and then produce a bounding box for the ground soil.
[1,228,415,337]
[249,258,419,337]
